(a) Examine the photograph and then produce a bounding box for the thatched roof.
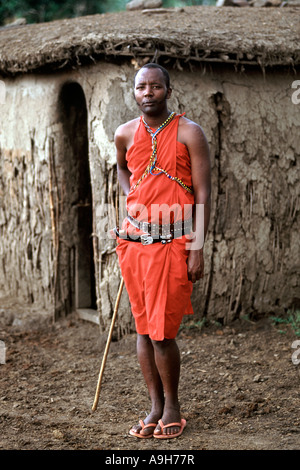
[0,5,299,76]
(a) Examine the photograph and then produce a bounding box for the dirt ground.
[0,306,299,453]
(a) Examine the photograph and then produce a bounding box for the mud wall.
[0,62,299,330]
[88,63,300,329]
[0,77,57,318]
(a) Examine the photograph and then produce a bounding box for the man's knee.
[137,333,152,346]
[151,337,174,352]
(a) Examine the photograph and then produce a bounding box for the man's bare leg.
[152,338,182,436]
[130,334,164,436]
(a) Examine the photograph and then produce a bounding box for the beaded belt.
[113,215,192,245]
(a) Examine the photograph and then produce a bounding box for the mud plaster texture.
[0,308,299,451]
[0,6,299,454]
[0,60,299,335]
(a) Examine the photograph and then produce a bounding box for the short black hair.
[134,63,170,89]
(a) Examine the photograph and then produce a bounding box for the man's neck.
[142,109,171,130]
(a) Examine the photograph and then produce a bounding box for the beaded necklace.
[129,112,193,194]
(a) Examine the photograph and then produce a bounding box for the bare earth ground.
[0,306,299,455]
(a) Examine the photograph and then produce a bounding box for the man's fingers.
[188,270,204,283]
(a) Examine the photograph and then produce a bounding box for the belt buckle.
[160,233,172,244]
[141,234,154,245]
[140,221,149,233]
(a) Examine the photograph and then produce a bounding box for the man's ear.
[166,87,172,100]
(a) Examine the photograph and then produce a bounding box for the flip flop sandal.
[153,418,186,439]
[129,419,157,439]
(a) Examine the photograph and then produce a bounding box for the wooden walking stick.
[92,277,124,412]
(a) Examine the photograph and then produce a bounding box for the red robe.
[116,113,194,341]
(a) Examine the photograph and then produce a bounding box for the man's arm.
[114,125,132,197]
[181,120,211,283]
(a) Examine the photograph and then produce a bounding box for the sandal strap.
[158,419,182,429]
[140,420,158,430]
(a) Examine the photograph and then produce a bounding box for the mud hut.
[0,6,299,334]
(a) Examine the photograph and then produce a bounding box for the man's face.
[134,67,172,116]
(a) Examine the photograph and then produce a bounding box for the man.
[114,63,211,439]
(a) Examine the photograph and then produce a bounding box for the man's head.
[134,63,170,89]
[134,63,172,117]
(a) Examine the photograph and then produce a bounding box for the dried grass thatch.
[0,6,299,76]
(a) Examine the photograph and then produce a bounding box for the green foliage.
[0,0,215,25]
[271,310,300,337]
[0,0,121,24]
[163,0,215,5]
[179,318,208,332]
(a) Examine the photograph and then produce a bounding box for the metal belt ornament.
[129,112,194,195]
[125,214,193,246]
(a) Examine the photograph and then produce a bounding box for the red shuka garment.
[116,113,194,341]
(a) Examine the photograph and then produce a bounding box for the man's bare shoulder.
[114,117,140,141]
[178,115,207,145]
[179,115,204,132]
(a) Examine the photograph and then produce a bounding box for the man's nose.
[144,86,153,96]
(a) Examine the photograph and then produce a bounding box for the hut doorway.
[57,82,96,321]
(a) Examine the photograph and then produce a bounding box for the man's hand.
[187,249,204,283]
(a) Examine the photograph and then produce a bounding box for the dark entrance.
[57,82,96,319]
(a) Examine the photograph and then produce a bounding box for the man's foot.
[153,418,186,439]
[129,419,157,438]
[129,411,161,438]
[153,407,182,437]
